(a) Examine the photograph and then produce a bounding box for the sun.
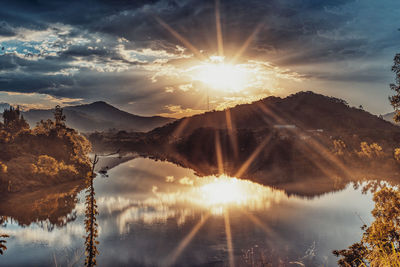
[193,56,248,93]
[199,176,245,205]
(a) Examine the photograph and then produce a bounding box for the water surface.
[0,157,375,266]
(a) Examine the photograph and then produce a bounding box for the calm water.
[0,157,375,266]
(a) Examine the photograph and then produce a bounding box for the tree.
[0,234,8,255]
[84,155,99,267]
[333,186,400,266]
[0,104,91,193]
[54,105,66,131]
[2,106,29,135]
[0,217,8,255]
[389,53,400,122]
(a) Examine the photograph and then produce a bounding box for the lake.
[0,156,375,266]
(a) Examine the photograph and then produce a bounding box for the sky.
[1,0,400,117]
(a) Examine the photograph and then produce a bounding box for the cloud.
[0,91,82,110]
[0,0,399,115]
[158,105,207,118]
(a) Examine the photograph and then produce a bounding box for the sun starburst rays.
[163,213,211,267]
[224,210,235,267]
[155,3,271,264]
[215,0,224,57]
[154,2,346,266]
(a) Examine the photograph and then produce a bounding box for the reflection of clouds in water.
[166,176,175,182]
[179,177,194,185]
[92,175,289,234]
[2,223,84,247]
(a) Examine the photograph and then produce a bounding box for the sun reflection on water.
[184,175,285,215]
[74,175,288,234]
[199,176,274,205]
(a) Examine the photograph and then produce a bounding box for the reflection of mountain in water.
[91,91,400,197]
[137,148,400,198]
[0,180,85,226]
[1,150,397,229]
[0,156,390,267]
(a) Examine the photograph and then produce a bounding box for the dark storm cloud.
[276,38,369,66]
[0,22,17,37]
[58,44,140,65]
[0,72,74,93]
[0,0,159,28]
[0,0,400,114]
[0,0,357,53]
[0,53,73,72]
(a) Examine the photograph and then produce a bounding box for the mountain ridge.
[22,101,175,133]
[89,91,400,187]
[148,91,399,142]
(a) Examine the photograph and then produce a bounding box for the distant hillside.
[149,91,399,142]
[23,101,175,133]
[383,112,398,125]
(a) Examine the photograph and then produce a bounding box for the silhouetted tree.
[54,105,66,130]
[389,53,400,122]
[84,155,99,267]
[2,106,29,135]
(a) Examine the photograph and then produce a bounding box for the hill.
[23,101,175,133]
[148,91,400,142]
[90,91,400,185]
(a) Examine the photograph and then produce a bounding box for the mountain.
[90,91,400,184]
[23,101,175,133]
[148,91,399,142]
[0,103,10,113]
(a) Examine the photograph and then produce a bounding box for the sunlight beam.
[230,20,265,64]
[154,16,206,61]
[241,210,281,242]
[224,209,235,267]
[215,130,224,174]
[172,117,190,138]
[164,213,210,267]
[215,0,224,57]
[234,134,273,178]
[256,102,353,178]
[225,109,239,160]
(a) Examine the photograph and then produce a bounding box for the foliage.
[84,155,99,267]
[357,142,384,159]
[2,106,29,136]
[0,162,7,173]
[332,139,347,156]
[333,187,400,266]
[0,234,8,255]
[35,155,78,176]
[0,105,91,192]
[389,53,400,122]
[0,217,8,255]
[54,105,66,129]
[394,148,400,162]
